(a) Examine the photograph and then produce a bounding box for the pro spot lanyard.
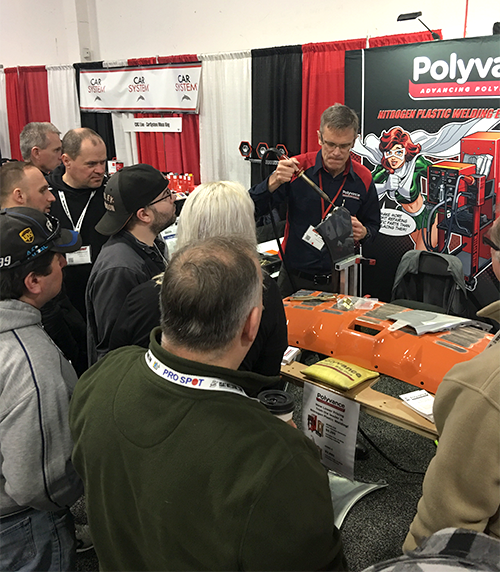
[58,190,96,233]
[145,350,251,399]
[319,171,348,220]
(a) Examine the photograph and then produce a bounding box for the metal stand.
[335,255,359,296]
[334,254,375,297]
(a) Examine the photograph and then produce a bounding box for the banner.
[345,36,500,304]
[79,64,201,113]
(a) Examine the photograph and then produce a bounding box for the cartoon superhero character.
[372,127,435,250]
[353,117,500,250]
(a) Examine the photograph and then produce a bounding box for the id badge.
[302,225,325,251]
[66,245,92,266]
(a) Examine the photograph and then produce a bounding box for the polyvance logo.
[409,53,500,100]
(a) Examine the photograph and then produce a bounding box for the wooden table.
[281,361,438,440]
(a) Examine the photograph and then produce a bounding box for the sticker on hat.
[19,228,35,243]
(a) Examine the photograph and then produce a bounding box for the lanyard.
[145,350,251,399]
[58,190,96,233]
[153,241,169,267]
[319,171,348,220]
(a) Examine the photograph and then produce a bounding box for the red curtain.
[127,57,157,66]
[5,65,50,159]
[135,113,200,183]
[301,39,366,153]
[5,68,24,160]
[158,54,199,64]
[368,30,443,47]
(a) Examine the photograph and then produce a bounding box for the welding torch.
[278,153,333,206]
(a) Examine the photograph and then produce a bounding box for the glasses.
[384,148,406,159]
[148,188,174,207]
[482,234,500,251]
[320,137,353,152]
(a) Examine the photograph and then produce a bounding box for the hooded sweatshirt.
[0,299,83,516]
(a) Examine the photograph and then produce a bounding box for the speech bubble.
[380,208,416,236]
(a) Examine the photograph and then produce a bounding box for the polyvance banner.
[79,64,201,112]
[345,35,500,304]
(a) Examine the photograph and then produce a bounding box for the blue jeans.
[0,508,76,571]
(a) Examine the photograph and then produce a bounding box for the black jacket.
[86,230,166,365]
[109,272,288,377]
[47,164,108,320]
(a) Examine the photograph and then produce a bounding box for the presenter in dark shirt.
[249,103,380,297]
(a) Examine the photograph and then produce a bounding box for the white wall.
[1,0,499,67]
[0,0,81,66]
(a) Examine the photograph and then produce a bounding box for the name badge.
[302,225,325,251]
[66,245,92,266]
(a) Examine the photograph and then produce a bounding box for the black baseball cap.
[95,164,168,236]
[0,207,81,270]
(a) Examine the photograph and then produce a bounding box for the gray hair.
[160,236,262,353]
[19,123,60,161]
[320,104,359,135]
[175,181,257,250]
[62,127,104,159]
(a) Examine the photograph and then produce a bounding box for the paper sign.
[302,382,360,479]
[122,117,182,132]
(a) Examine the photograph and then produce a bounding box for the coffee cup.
[258,390,295,423]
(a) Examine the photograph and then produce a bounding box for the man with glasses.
[0,207,83,571]
[250,103,380,297]
[86,164,176,365]
[404,217,500,552]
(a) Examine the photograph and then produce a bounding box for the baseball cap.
[0,207,81,270]
[95,164,168,236]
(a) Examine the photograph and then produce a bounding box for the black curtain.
[73,62,116,160]
[251,46,302,187]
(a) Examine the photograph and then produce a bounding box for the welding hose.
[260,147,298,295]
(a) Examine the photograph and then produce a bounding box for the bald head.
[61,128,107,189]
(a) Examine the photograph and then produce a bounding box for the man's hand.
[268,157,300,193]
[351,216,367,241]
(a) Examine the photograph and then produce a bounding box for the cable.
[424,173,469,254]
[423,200,444,252]
[449,175,467,235]
[358,426,426,475]
[260,147,298,294]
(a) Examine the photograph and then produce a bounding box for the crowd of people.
[0,106,498,571]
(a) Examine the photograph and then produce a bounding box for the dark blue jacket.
[250,150,380,273]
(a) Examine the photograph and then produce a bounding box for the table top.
[281,361,438,440]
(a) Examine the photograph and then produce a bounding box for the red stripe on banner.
[409,80,500,99]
